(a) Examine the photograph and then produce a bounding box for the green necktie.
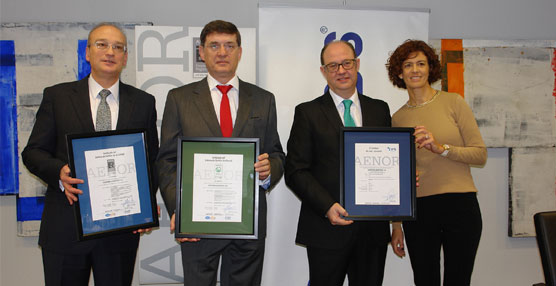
[342,99,356,127]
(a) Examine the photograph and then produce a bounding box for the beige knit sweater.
[392,91,487,198]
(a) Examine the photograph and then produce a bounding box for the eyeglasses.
[90,40,127,53]
[205,42,238,52]
[323,59,357,73]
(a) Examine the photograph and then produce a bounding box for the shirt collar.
[88,76,120,101]
[329,89,359,108]
[206,73,239,92]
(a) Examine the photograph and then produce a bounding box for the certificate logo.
[214,164,223,181]
[107,159,115,174]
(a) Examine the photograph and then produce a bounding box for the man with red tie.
[156,20,284,286]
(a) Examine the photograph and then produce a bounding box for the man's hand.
[170,213,200,242]
[59,164,84,205]
[254,153,271,180]
[326,203,353,226]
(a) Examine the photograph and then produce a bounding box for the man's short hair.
[200,20,241,47]
[320,40,357,65]
[87,22,127,47]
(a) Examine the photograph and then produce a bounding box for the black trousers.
[306,231,388,286]
[180,238,265,286]
[42,240,138,286]
[403,192,482,286]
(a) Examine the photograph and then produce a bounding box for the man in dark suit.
[285,40,391,286]
[156,20,284,286]
[22,23,159,286]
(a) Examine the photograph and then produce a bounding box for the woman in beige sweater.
[386,40,487,286]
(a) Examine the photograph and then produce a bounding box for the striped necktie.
[96,89,111,131]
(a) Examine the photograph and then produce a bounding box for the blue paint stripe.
[77,39,90,80]
[0,40,19,195]
[0,53,16,66]
[17,196,45,221]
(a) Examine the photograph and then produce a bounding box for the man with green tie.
[285,40,392,286]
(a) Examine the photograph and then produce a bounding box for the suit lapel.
[233,79,252,137]
[69,77,95,132]
[192,78,222,136]
[359,93,376,127]
[116,82,133,130]
[319,91,343,130]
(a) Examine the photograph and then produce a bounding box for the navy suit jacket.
[22,76,159,254]
[285,91,391,249]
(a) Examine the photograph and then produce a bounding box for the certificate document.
[84,146,141,221]
[354,143,400,205]
[192,153,243,222]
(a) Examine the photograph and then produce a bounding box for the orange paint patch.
[441,39,462,51]
[447,63,464,96]
[441,39,464,98]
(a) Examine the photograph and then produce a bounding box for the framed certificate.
[66,129,158,240]
[176,137,259,239]
[340,127,416,221]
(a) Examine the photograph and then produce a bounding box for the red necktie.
[217,85,233,137]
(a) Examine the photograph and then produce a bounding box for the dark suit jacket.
[156,77,285,238]
[285,91,391,249]
[21,76,159,254]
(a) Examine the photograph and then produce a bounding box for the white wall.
[1,0,554,285]
[3,0,556,40]
[471,148,544,285]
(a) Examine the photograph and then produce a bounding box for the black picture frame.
[176,137,260,239]
[66,129,158,240]
[340,127,416,221]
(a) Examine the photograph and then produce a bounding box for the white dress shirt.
[89,76,119,131]
[329,89,362,127]
[206,74,239,126]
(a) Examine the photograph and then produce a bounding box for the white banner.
[259,7,429,286]
[135,25,256,284]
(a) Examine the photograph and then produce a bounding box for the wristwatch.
[440,144,450,157]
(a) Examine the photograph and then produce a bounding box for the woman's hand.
[391,223,406,258]
[414,126,445,154]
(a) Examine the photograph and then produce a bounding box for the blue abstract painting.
[0,40,19,195]
[1,22,143,236]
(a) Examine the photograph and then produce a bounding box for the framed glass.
[340,127,416,220]
[323,59,356,73]
[176,137,259,239]
[66,129,158,240]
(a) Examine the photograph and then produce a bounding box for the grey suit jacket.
[156,77,285,238]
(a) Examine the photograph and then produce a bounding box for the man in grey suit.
[22,23,158,286]
[285,40,391,286]
[156,20,285,286]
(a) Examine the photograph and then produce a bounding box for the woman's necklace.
[405,90,439,108]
